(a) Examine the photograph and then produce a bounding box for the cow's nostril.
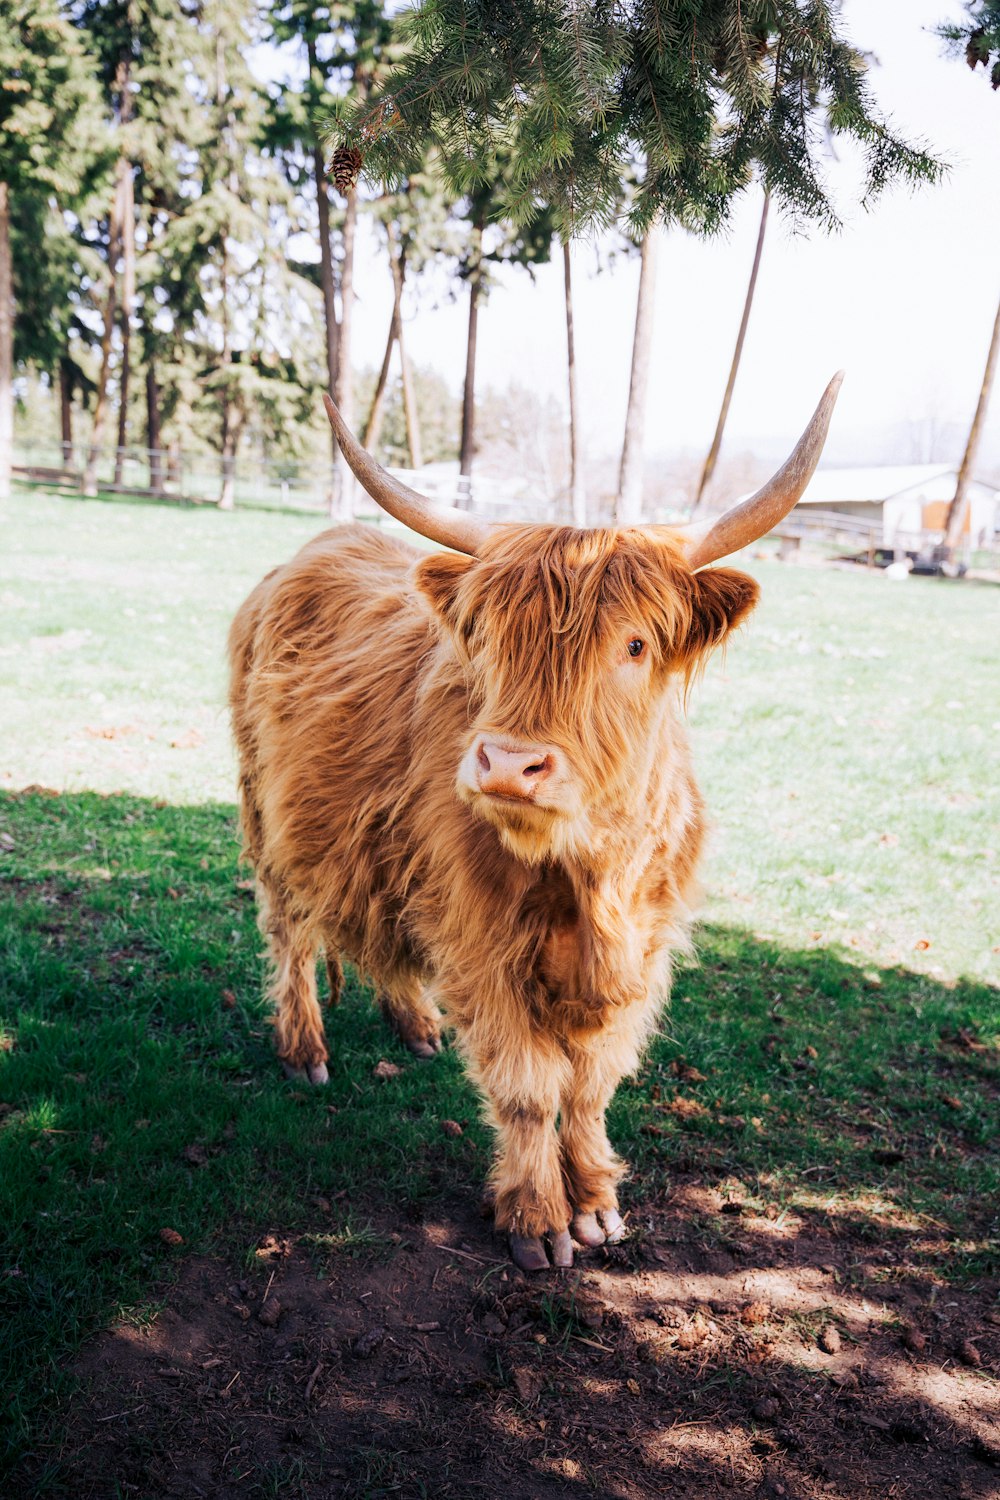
[477,744,491,774]
[524,760,547,777]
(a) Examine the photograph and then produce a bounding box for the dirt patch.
[28,1186,1000,1499]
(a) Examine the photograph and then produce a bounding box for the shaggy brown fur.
[228,523,758,1253]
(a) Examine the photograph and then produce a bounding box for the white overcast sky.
[310,0,1000,468]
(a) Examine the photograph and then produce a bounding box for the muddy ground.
[25,1178,1000,1499]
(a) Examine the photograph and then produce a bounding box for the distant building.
[793,465,1000,547]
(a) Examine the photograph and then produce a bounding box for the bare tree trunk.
[146,361,163,492]
[459,217,484,490]
[693,193,770,514]
[615,228,660,524]
[0,182,13,501]
[362,310,398,452]
[385,225,422,470]
[563,241,586,527]
[220,405,236,510]
[114,62,135,488]
[216,28,237,511]
[332,182,357,519]
[308,36,341,512]
[60,357,73,466]
[942,289,1000,563]
[83,164,125,498]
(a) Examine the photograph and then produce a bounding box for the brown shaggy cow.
[229,377,841,1270]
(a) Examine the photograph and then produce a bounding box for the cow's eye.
[626,638,645,658]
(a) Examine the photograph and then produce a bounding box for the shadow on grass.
[1,788,997,1497]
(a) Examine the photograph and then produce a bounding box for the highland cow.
[228,376,841,1270]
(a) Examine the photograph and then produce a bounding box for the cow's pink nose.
[475,739,555,798]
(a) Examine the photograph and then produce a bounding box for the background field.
[1,487,998,1497]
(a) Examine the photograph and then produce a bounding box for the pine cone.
[330,145,363,195]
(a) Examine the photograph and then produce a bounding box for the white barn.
[793,465,1000,548]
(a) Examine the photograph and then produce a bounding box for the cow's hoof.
[403,1030,442,1060]
[281,1059,329,1086]
[572,1208,625,1247]
[510,1228,574,1271]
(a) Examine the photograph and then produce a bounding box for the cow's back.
[228,524,444,966]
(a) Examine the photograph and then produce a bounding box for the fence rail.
[12,442,996,569]
[10,440,534,520]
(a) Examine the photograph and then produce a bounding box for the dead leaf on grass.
[662,1095,709,1121]
[440,1119,463,1137]
[159,1228,183,1246]
[669,1058,708,1083]
[373,1059,402,1081]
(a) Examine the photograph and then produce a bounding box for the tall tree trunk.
[693,192,770,514]
[563,240,586,527]
[332,183,357,519]
[0,182,13,501]
[60,357,73,466]
[615,228,660,524]
[459,216,484,492]
[216,28,237,511]
[114,61,135,488]
[308,36,341,512]
[942,289,1000,562]
[220,402,236,510]
[83,164,124,497]
[146,361,163,492]
[362,309,398,451]
[385,225,422,470]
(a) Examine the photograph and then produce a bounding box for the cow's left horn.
[675,372,844,570]
[323,393,498,556]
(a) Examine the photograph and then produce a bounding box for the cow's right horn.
[674,372,844,570]
[323,394,499,556]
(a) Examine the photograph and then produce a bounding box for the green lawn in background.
[1,486,998,1480]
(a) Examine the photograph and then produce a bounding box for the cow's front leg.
[467,1028,574,1270]
[561,1015,651,1247]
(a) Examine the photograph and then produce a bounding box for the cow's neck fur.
[406,643,705,1024]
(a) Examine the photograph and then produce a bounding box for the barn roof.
[796,464,1000,506]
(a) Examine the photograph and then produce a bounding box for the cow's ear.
[414,550,475,622]
[683,566,759,662]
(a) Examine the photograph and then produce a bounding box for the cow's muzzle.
[466,736,560,803]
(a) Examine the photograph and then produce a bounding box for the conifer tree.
[330,1,942,237]
[76,0,209,493]
[266,1,397,514]
[0,0,105,498]
[940,0,1000,87]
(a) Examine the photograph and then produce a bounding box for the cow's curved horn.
[676,372,844,570]
[323,393,498,556]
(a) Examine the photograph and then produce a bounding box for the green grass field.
[1,487,998,1487]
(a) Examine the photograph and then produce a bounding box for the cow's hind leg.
[258,880,328,1085]
[560,1013,652,1247]
[377,978,443,1060]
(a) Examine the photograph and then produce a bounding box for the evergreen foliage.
[0,0,106,202]
[939,1,1000,89]
[329,0,944,235]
